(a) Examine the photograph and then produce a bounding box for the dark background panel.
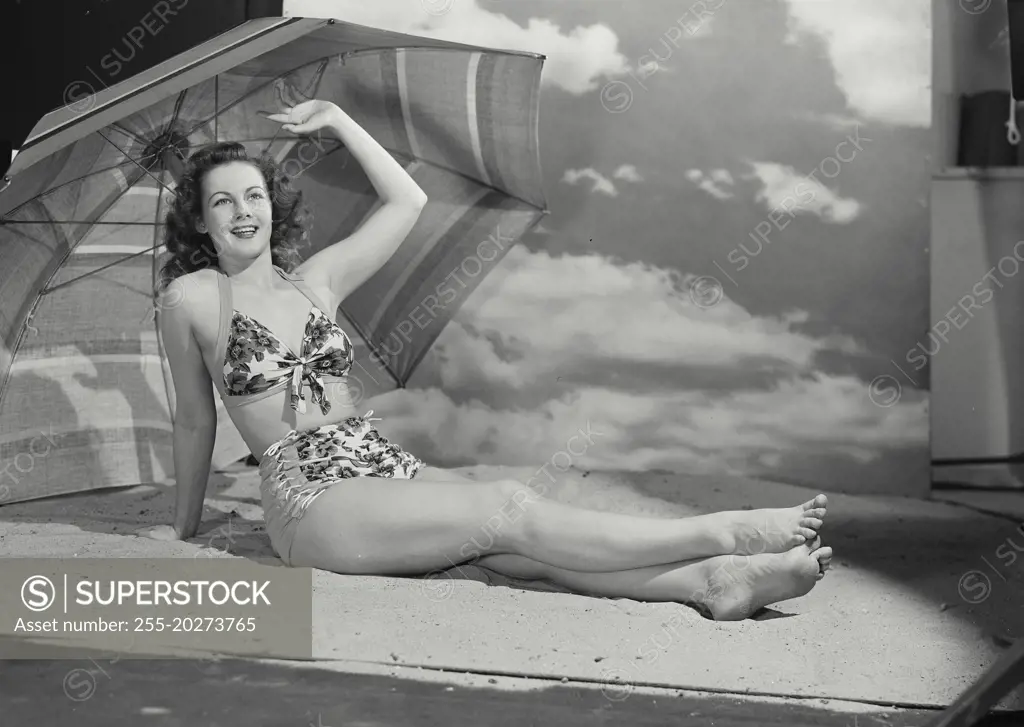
[1012,0,1024,99]
[0,0,284,174]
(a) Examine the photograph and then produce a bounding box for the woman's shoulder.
[158,268,221,321]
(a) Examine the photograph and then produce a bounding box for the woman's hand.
[135,524,185,542]
[262,100,343,136]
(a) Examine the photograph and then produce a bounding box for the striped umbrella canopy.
[0,16,547,504]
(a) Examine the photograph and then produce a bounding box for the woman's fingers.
[260,104,301,120]
[260,101,326,133]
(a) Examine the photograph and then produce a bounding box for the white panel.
[931,173,1024,472]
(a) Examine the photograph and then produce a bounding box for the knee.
[493,479,547,525]
[496,477,546,505]
[484,479,545,549]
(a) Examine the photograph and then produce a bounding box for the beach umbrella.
[0,16,548,505]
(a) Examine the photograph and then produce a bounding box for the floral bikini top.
[215,266,354,415]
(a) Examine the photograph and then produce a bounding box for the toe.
[813,548,833,576]
[805,536,822,552]
[806,507,827,519]
[798,527,818,541]
[800,517,823,530]
[801,495,828,512]
[803,494,827,509]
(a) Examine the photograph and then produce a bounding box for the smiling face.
[196,161,273,262]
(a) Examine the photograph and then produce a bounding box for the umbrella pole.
[151,170,177,426]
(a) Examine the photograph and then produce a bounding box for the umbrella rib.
[0,203,77,405]
[97,129,178,201]
[181,55,330,142]
[0,160,153,222]
[67,129,173,264]
[29,130,177,294]
[166,89,190,155]
[178,68,307,141]
[109,122,149,147]
[171,88,187,124]
[310,57,330,98]
[261,113,286,156]
[45,244,164,294]
[263,57,329,158]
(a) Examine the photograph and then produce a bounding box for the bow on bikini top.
[215,266,354,415]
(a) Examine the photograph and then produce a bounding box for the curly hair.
[156,141,312,293]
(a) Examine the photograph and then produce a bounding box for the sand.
[1,462,1021,711]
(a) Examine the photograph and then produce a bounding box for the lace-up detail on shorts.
[258,411,424,564]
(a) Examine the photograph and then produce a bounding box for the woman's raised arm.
[265,100,428,310]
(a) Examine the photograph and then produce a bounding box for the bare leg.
[288,472,828,576]
[291,476,725,574]
[419,466,827,557]
[475,541,834,621]
[417,467,829,557]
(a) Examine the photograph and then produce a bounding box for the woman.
[139,99,833,620]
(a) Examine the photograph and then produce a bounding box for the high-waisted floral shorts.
[258,411,423,565]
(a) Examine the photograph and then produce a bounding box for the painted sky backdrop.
[289,0,932,494]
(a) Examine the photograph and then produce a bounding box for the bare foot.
[708,494,828,555]
[689,537,833,621]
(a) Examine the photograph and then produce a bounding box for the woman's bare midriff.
[224,386,364,461]
[225,387,364,461]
